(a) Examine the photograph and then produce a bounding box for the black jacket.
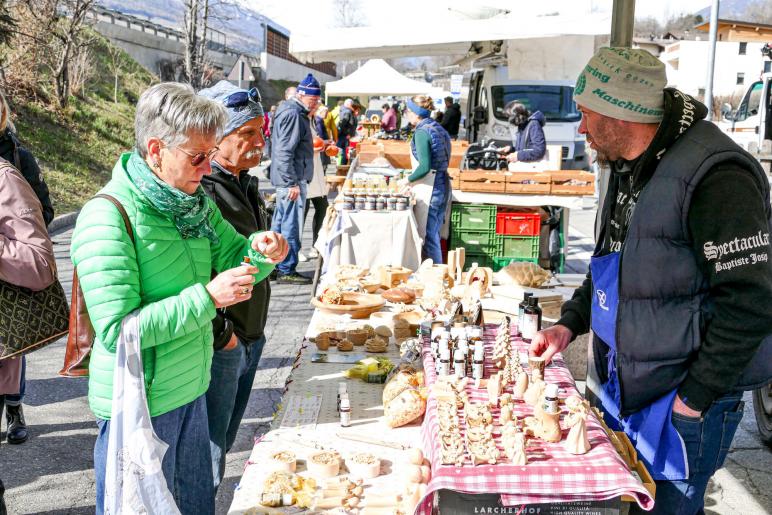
[0,129,54,226]
[337,106,357,138]
[201,162,271,348]
[440,103,461,137]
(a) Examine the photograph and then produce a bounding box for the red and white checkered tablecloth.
[416,323,655,513]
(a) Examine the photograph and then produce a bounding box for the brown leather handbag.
[59,194,134,377]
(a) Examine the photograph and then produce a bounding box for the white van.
[719,72,772,173]
[463,65,587,169]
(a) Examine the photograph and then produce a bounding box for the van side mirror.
[473,106,487,124]
[720,103,733,120]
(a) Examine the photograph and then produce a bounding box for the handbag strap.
[93,193,134,243]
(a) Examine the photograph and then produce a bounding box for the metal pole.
[610,0,636,47]
[705,0,720,120]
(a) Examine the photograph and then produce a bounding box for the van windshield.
[491,85,580,122]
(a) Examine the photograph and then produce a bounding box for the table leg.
[312,255,323,295]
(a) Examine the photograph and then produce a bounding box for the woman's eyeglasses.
[223,88,261,108]
[175,146,219,166]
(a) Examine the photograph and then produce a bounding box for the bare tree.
[18,0,95,108]
[742,0,772,24]
[331,0,366,77]
[182,0,211,89]
[107,42,122,103]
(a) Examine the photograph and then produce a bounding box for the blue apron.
[590,251,689,481]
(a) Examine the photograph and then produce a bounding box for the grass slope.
[12,33,155,214]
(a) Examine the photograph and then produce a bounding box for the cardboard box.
[506,171,552,194]
[551,170,595,195]
[459,170,508,193]
[448,168,461,190]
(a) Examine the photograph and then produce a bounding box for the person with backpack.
[0,91,54,447]
[70,82,288,514]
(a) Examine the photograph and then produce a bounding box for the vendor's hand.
[673,394,701,419]
[507,152,519,163]
[529,324,573,364]
[499,145,511,154]
[206,266,257,308]
[287,185,300,201]
[223,333,239,351]
[252,231,289,263]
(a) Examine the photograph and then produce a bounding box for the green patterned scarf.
[124,151,219,244]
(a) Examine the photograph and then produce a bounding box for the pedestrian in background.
[300,108,329,263]
[270,74,320,284]
[323,104,338,153]
[440,96,461,139]
[71,82,287,514]
[336,98,356,165]
[314,104,331,169]
[198,80,287,492]
[380,103,397,132]
[0,92,54,446]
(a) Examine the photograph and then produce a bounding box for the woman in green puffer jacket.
[70,82,288,515]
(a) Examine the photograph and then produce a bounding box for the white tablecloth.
[316,210,422,274]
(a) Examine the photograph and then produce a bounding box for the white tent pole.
[705,0,720,120]
[610,0,635,47]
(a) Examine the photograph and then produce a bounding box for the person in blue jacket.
[500,101,547,163]
[398,95,451,264]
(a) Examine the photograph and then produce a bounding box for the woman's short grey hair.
[135,82,228,158]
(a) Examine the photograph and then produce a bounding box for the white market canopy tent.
[324,59,433,98]
[291,13,612,63]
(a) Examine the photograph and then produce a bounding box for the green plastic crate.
[450,203,496,232]
[495,235,540,259]
[451,230,497,255]
[464,254,493,270]
[491,257,539,272]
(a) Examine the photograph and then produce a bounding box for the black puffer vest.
[595,120,772,415]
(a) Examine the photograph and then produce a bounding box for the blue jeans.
[206,335,266,491]
[271,183,307,275]
[4,356,24,406]
[94,395,214,515]
[337,136,349,165]
[631,392,744,515]
[423,173,450,264]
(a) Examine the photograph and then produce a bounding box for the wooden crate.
[506,172,552,194]
[551,170,595,195]
[447,168,461,190]
[459,170,508,193]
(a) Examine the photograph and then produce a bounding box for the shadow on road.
[22,376,89,406]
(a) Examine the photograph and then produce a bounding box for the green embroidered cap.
[574,47,667,123]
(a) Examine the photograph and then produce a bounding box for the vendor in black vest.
[498,101,546,163]
[530,48,772,515]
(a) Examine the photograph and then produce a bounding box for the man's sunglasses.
[223,88,261,108]
[175,146,219,166]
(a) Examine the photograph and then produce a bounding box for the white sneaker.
[298,252,308,262]
[307,248,320,259]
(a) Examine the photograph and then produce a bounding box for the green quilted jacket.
[71,153,274,420]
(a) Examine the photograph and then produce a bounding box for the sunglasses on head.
[175,146,219,166]
[223,87,261,108]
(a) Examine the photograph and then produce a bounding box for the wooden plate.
[311,292,386,319]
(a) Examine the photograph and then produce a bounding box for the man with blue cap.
[269,73,321,284]
[198,80,289,492]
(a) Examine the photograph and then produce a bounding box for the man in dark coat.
[198,80,288,492]
[440,96,461,139]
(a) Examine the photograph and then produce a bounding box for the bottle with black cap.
[521,296,542,342]
[518,292,534,337]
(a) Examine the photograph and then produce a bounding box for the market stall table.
[227,305,655,514]
[315,209,422,275]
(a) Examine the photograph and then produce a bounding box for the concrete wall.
[95,19,239,77]
[661,41,771,98]
[261,52,336,83]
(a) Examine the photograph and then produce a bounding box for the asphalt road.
[0,199,769,514]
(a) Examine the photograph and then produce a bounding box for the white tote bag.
[104,311,180,515]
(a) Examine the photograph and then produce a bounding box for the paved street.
[0,200,770,514]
